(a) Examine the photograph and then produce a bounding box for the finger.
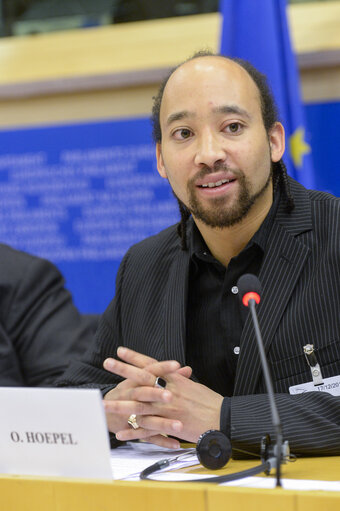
[103,399,165,416]
[103,358,179,385]
[105,384,171,403]
[176,366,192,378]
[117,346,158,368]
[103,379,135,401]
[115,427,167,443]
[104,399,155,417]
[139,435,180,449]
[117,347,183,378]
[115,417,183,441]
[138,415,183,435]
[129,386,172,403]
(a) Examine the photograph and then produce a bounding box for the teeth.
[201,179,230,188]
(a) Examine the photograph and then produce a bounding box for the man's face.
[156,57,284,229]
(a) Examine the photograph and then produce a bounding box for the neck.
[193,184,273,267]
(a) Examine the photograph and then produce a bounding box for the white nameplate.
[0,387,113,479]
[289,375,340,396]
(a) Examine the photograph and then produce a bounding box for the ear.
[156,143,168,179]
[269,122,285,162]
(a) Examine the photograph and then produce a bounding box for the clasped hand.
[103,347,223,449]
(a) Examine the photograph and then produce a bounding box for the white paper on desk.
[221,476,340,491]
[110,442,199,480]
[138,469,340,490]
[0,387,112,479]
[110,444,340,489]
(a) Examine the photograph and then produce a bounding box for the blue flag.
[219,0,314,188]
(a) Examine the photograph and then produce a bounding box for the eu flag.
[220,0,314,188]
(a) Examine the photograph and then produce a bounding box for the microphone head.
[237,274,261,307]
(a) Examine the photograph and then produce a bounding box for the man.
[59,51,340,456]
[0,243,98,386]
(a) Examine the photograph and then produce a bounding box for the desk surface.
[1,456,340,511]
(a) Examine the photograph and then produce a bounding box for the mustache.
[189,163,243,182]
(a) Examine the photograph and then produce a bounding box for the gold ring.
[127,414,139,430]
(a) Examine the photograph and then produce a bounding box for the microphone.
[237,273,261,306]
[140,274,290,484]
[237,274,287,487]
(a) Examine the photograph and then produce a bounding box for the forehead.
[160,56,262,121]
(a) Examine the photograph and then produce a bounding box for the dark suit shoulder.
[308,189,340,208]
[109,223,185,326]
[0,243,61,280]
[131,223,180,250]
[0,244,62,316]
[281,178,339,237]
[288,176,339,205]
[309,190,340,250]
[125,223,182,268]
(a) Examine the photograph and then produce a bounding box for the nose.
[194,131,226,168]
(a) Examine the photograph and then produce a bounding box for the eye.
[172,128,193,140]
[225,122,243,134]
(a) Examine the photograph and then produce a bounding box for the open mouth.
[199,178,236,189]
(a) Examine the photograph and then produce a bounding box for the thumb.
[176,365,192,379]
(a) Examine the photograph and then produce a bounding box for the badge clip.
[303,344,324,386]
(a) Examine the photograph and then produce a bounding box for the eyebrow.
[165,104,251,127]
[166,110,193,127]
[212,105,252,120]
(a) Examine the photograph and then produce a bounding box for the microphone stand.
[248,298,283,487]
[140,292,290,485]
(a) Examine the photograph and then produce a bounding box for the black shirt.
[185,191,280,436]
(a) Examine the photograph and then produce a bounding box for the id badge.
[289,375,340,396]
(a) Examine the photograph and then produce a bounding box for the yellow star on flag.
[289,127,311,168]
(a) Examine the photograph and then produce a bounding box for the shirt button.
[233,346,240,355]
[231,286,238,294]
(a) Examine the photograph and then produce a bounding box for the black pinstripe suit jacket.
[60,177,340,456]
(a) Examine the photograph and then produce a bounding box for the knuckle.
[131,386,146,401]
[136,402,148,415]
[139,372,152,386]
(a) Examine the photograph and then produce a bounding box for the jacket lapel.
[234,181,313,395]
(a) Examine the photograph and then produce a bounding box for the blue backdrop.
[220,0,315,189]
[0,102,338,313]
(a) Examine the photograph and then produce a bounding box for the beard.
[182,163,272,229]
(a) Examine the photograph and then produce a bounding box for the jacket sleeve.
[3,251,99,386]
[230,388,340,457]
